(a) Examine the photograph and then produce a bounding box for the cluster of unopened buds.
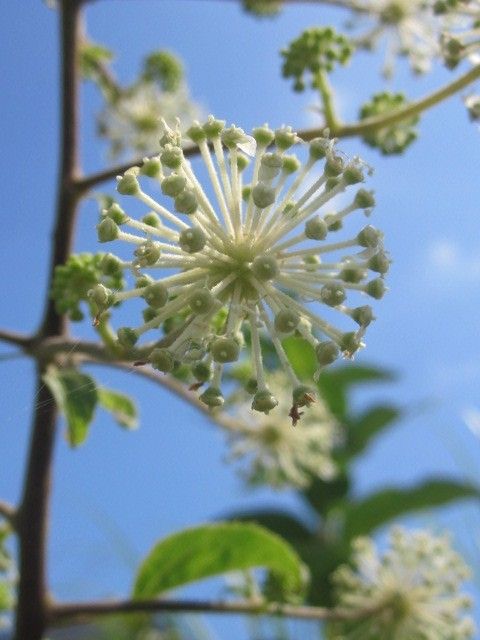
[90,117,388,422]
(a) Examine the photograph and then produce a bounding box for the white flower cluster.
[227,373,340,487]
[331,528,474,640]
[92,117,388,419]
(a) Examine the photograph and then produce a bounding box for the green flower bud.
[192,361,213,382]
[325,214,342,232]
[252,389,278,414]
[357,225,382,248]
[252,255,279,280]
[142,306,157,323]
[140,157,161,177]
[354,188,375,209]
[143,282,168,308]
[320,282,346,306]
[142,212,162,228]
[160,146,183,169]
[259,152,283,181]
[117,172,140,196]
[309,137,330,160]
[340,263,367,283]
[368,251,390,274]
[340,331,361,355]
[100,253,122,276]
[274,309,300,333]
[200,385,224,407]
[189,289,215,314]
[245,377,258,394]
[136,274,154,288]
[186,122,207,144]
[293,384,315,407]
[211,336,240,363]
[134,240,161,266]
[203,116,226,138]
[282,154,300,174]
[304,255,320,272]
[252,124,275,147]
[325,177,340,191]
[305,215,328,240]
[252,183,275,208]
[343,163,364,185]
[316,340,339,365]
[275,126,297,150]
[161,174,187,197]
[175,188,198,215]
[366,278,387,299]
[97,217,119,243]
[351,305,375,327]
[117,327,138,348]
[149,347,175,373]
[104,203,127,224]
[222,125,247,148]
[179,226,206,253]
[325,154,344,177]
[237,153,250,172]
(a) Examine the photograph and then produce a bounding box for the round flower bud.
[143,282,168,308]
[304,255,320,272]
[149,348,175,373]
[136,274,154,288]
[309,137,330,160]
[161,174,186,197]
[203,116,226,138]
[340,331,361,355]
[192,361,213,382]
[325,177,340,191]
[340,263,367,283]
[134,241,161,266]
[117,172,140,196]
[184,342,205,362]
[316,341,339,366]
[200,385,224,408]
[211,336,240,363]
[351,305,375,327]
[222,125,247,148]
[275,126,297,150]
[104,203,127,224]
[189,289,215,314]
[140,157,161,177]
[252,124,275,147]
[245,377,258,394]
[179,226,207,253]
[282,154,300,175]
[366,278,387,299]
[237,154,250,172]
[368,251,390,274]
[293,385,316,407]
[117,327,138,348]
[142,212,162,228]
[252,255,279,281]
[186,122,207,144]
[174,188,198,215]
[320,283,346,307]
[354,188,375,209]
[88,284,114,309]
[274,309,300,333]
[343,163,364,185]
[325,214,342,232]
[305,216,328,240]
[100,253,122,276]
[97,218,119,243]
[252,183,275,208]
[357,225,382,248]
[325,154,344,177]
[160,146,183,169]
[142,307,157,323]
[259,153,283,181]
[252,389,278,414]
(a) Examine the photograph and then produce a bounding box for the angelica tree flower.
[437,0,480,68]
[93,116,387,418]
[226,373,340,488]
[330,528,474,640]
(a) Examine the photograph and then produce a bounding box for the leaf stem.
[315,69,340,132]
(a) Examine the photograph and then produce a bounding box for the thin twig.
[0,328,31,348]
[0,501,16,527]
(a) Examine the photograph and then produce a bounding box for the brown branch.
[14,2,85,640]
[0,328,32,348]
[49,597,376,625]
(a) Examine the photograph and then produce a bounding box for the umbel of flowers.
[91,117,388,419]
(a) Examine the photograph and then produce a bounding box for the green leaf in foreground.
[98,387,138,430]
[43,367,98,447]
[133,522,307,601]
[343,479,480,540]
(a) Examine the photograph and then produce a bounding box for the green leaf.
[133,522,307,601]
[224,509,314,541]
[343,479,480,540]
[346,404,401,457]
[43,367,98,447]
[302,474,350,517]
[98,387,138,430]
[282,336,317,380]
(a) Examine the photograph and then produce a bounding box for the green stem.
[315,69,341,132]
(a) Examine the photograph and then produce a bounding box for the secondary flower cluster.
[91,117,388,418]
[330,528,474,639]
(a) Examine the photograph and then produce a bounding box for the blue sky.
[1,1,480,636]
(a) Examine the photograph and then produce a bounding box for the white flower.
[331,528,474,640]
[93,117,388,418]
[226,373,340,488]
[438,1,480,69]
